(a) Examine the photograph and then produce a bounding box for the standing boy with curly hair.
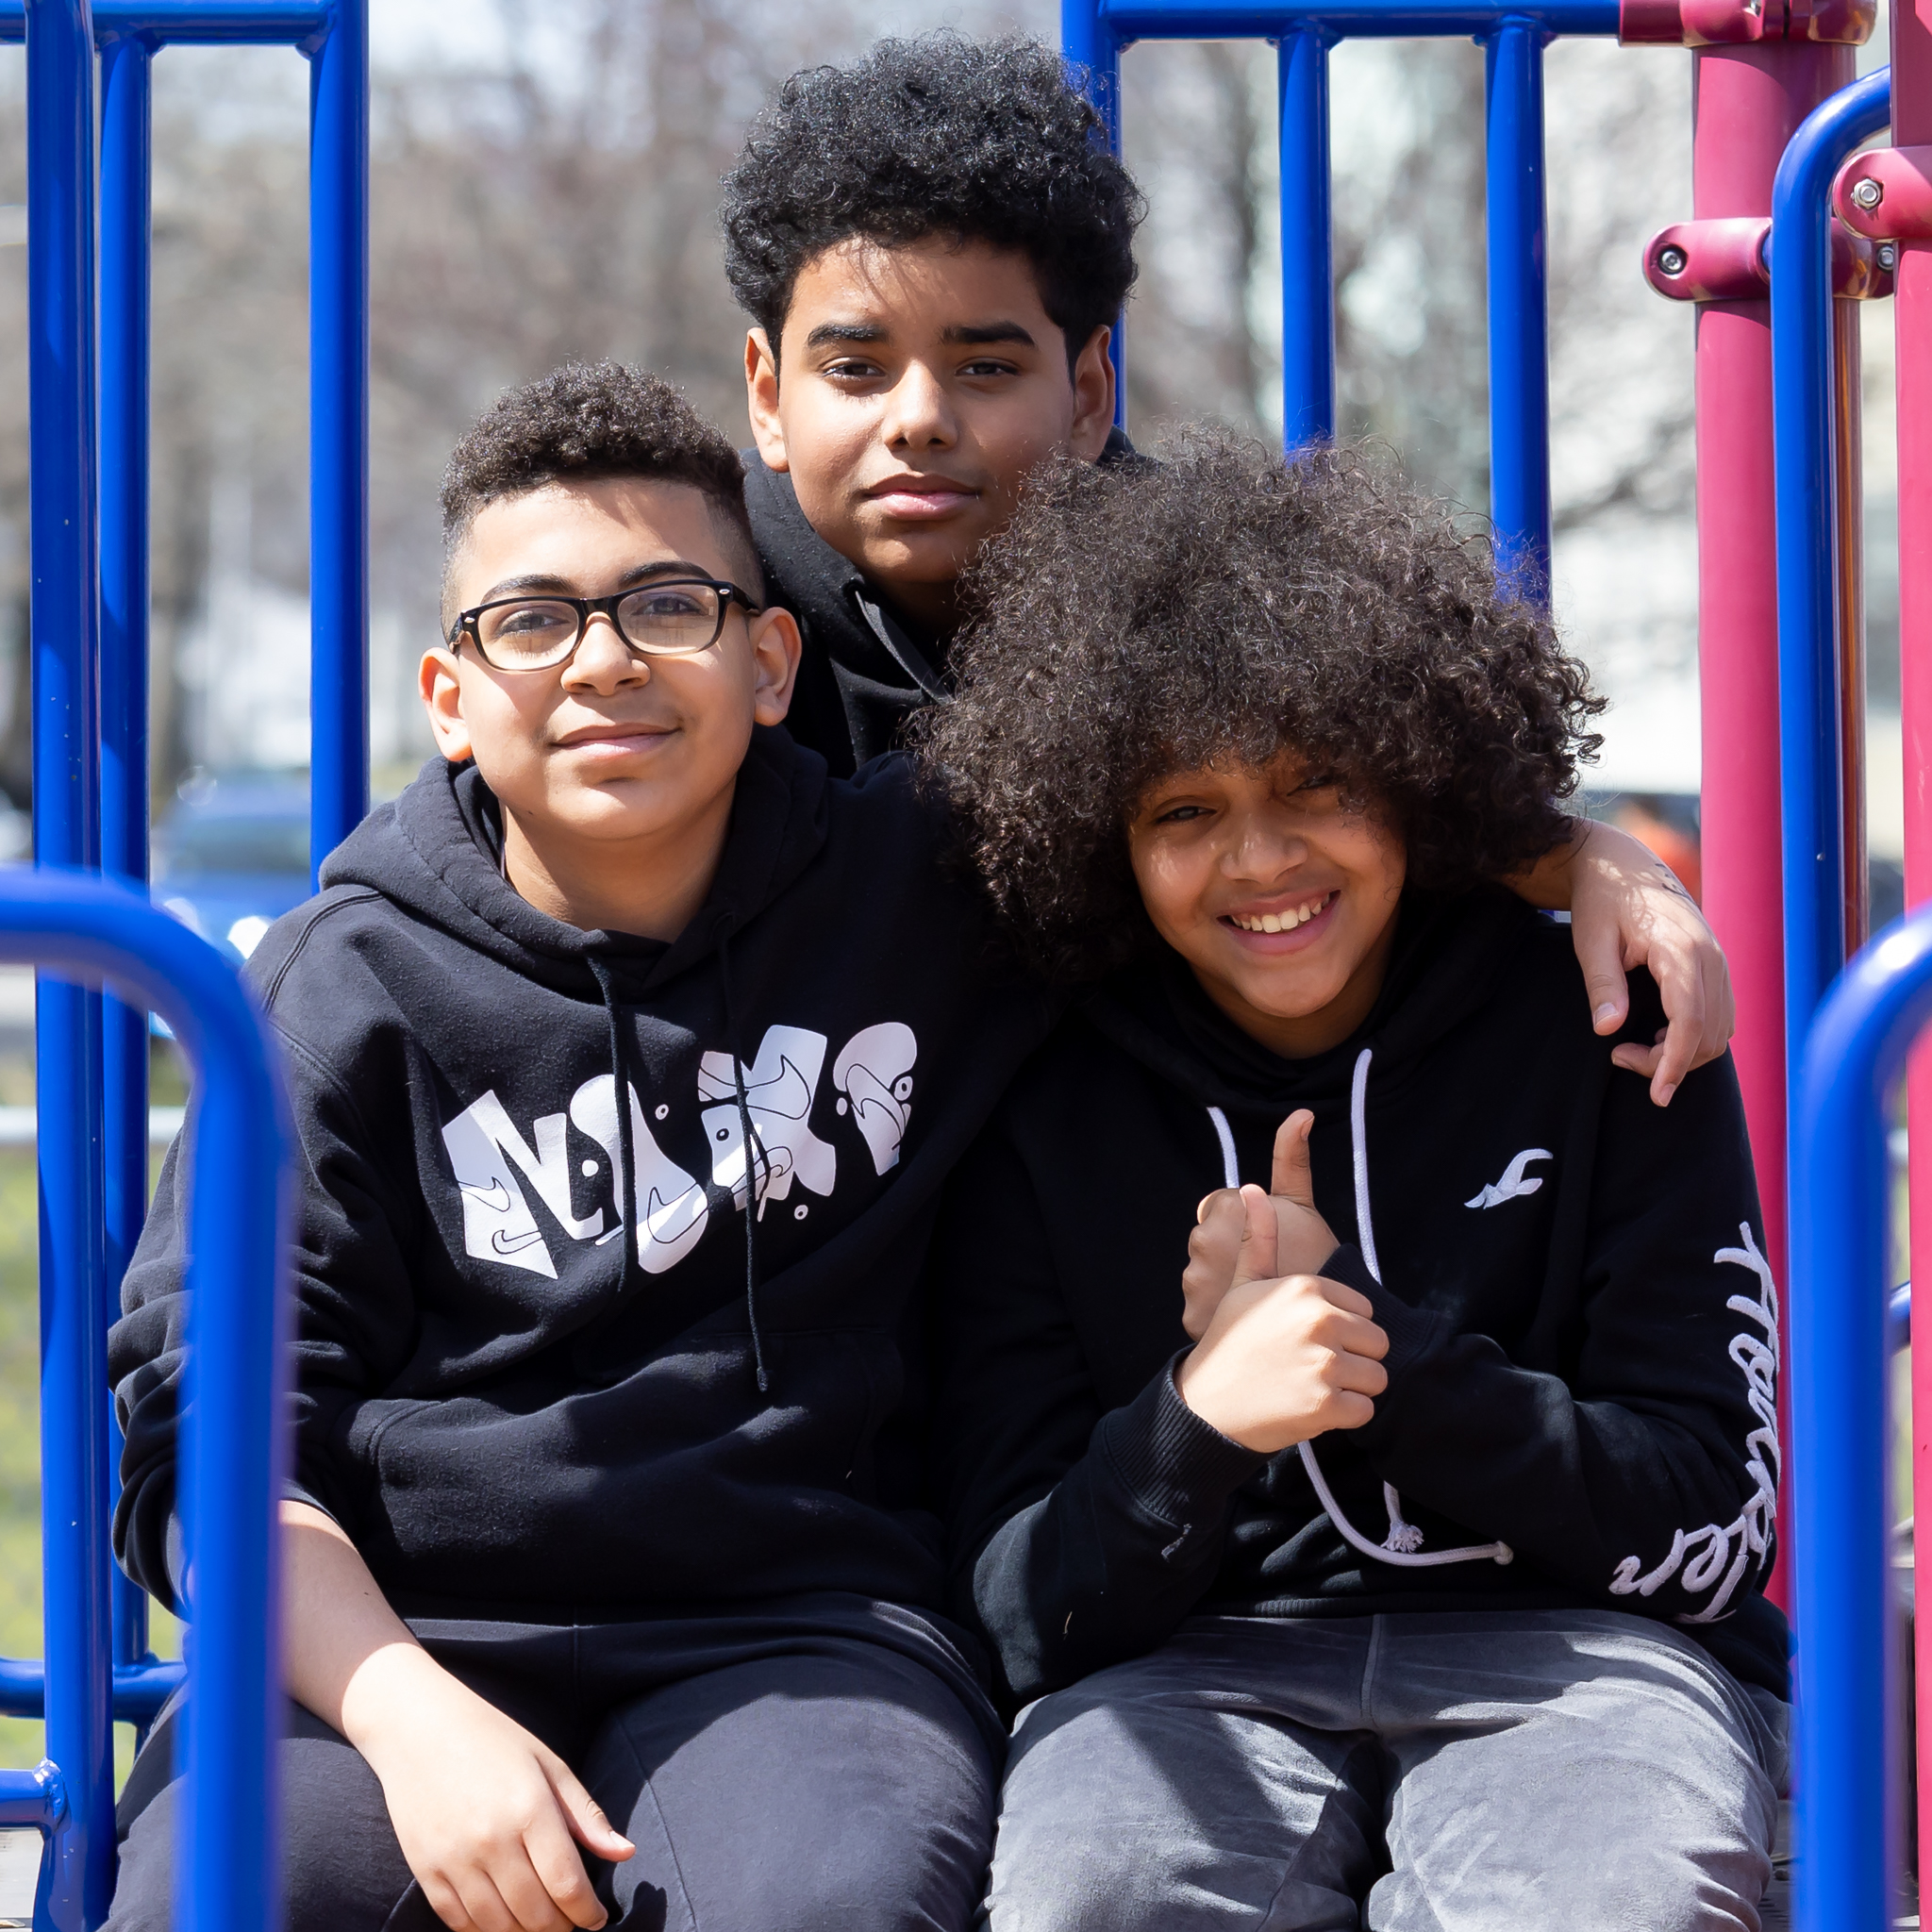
[916,439,1786,1930]
[719,31,1734,1108]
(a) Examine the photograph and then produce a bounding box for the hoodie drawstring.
[587,956,641,1305]
[1207,1050,1512,1572]
[718,929,772,1394]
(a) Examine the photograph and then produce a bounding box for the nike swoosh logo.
[461,1181,514,1214]
[491,1226,544,1255]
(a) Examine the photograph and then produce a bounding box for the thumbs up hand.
[1181,1112,1339,1341]
[1266,1110,1338,1278]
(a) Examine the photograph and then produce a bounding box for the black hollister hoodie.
[110,728,1052,1620]
[929,888,1788,1708]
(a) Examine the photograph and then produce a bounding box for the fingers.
[1182,1190,1247,1340]
[1572,911,1630,1038]
[1325,1391,1378,1432]
[1271,1109,1317,1206]
[524,1807,612,1931]
[550,1760,634,1863]
[1312,1274,1377,1324]
[1231,1182,1277,1286]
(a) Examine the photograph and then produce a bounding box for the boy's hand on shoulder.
[1550,821,1734,1108]
[1183,1111,1336,1341]
[344,1645,633,1932]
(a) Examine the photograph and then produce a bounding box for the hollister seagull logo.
[441,1018,919,1276]
[1465,1148,1553,1210]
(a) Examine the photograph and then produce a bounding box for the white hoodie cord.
[1206,1055,1512,1572]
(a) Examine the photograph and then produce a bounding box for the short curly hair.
[720,35,1143,370]
[911,436,1605,981]
[440,361,758,620]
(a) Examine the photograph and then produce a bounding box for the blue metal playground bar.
[1062,0,1616,596]
[0,871,293,1932]
[2,2,364,1925]
[1790,908,1932,1927]
[1772,67,1891,1126]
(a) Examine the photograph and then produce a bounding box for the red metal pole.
[1692,40,1854,1612]
[1890,0,1932,1883]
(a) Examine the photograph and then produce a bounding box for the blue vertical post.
[1484,16,1553,600]
[1061,0,1127,425]
[1790,909,1932,1931]
[1278,26,1336,446]
[97,24,154,1702]
[1772,73,1891,1152]
[307,0,369,884]
[25,0,113,1925]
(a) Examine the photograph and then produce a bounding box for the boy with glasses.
[106,361,1049,1932]
[722,31,1734,1107]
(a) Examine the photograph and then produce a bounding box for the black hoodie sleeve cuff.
[1096,1352,1266,1528]
[1318,1243,1442,1382]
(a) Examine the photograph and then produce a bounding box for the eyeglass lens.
[475,583,725,669]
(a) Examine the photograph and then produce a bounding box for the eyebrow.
[941,321,1037,349]
[473,559,712,604]
[802,322,888,350]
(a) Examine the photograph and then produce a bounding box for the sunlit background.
[0,0,1905,1787]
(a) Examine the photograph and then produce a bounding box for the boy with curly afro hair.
[719,31,1732,1111]
[917,438,1787,1930]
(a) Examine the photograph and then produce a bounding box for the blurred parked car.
[153,772,309,963]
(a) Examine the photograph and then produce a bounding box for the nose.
[562,611,649,695]
[879,358,958,453]
[1225,808,1308,882]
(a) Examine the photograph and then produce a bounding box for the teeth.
[1233,891,1333,934]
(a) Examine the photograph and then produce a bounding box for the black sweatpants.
[106,1595,1003,1932]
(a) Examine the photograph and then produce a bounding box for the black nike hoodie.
[111,727,1052,1620]
[929,889,1788,1708]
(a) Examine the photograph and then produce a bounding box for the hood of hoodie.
[743,431,1140,776]
[1075,887,1535,1123]
[114,729,1055,1619]
[320,722,827,1002]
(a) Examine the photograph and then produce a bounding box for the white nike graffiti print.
[1465,1148,1554,1209]
[833,1023,918,1174]
[569,1074,709,1274]
[699,1025,840,1216]
[442,1089,608,1281]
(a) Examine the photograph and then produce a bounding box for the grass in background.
[0,1041,189,1790]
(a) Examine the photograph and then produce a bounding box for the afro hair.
[911,434,1605,982]
[440,360,759,617]
[719,35,1144,369]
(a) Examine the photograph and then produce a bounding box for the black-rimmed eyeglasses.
[447,578,763,673]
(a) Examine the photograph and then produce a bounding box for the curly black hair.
[719,35,1143,371]
[910,435,1605,981]
[440,360,758,618]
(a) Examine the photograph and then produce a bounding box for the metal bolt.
[1657,245,1689,277]
[1880,242,1899,271]
[1852,176,1885,211]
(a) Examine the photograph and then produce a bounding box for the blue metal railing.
[1772,67,1891,1130]
[1062,0,1612,597]
[1790,908,1932,1928]
[2,3,364,1924]
[0,871,292,1932]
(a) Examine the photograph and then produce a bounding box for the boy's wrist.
[335,1637,454,1759]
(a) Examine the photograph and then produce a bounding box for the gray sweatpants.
[982,1607,1787,1932]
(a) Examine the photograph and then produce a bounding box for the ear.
[748,604,802,727]
[1067,325,1117,463]
[746,328,790,474]
[421,644,473,763]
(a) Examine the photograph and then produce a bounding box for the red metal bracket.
[1836,145,1932,242]
[1620,0,1872,44]
[1643,215,1893,300]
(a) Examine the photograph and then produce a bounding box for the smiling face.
[745,236,1116,634]
[1127,754,1408,1059]
[422,476,800,937]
